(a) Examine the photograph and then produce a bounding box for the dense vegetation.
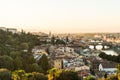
[99,52,120,62]
[0,30,42,71]
[0,68,82,80]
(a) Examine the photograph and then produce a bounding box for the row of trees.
[0,69,48,80]
[99,52,120,62]
[0,68,82,80]
[47,68,82,80]
[0,53,50,73]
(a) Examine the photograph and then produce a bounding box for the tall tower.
[49,31,52,37]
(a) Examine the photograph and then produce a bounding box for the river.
[89,45,118,56]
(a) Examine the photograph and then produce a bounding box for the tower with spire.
[49,31,52,37]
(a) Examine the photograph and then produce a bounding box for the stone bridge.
[88,41,113,50]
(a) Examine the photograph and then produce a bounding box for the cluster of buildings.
[95,34,120,43]
[31,33,120,79]
[32,44,118,78]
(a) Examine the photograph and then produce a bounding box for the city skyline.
[0,0,120,33]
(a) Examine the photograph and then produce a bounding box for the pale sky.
[0,0,120,33]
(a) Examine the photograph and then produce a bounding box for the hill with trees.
[0,29,82,80]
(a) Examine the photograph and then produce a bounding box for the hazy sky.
[0,0,120,33]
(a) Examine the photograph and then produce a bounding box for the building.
[75,66,90,71]
[7,28,17,34]
[0,27,7,31]
[99,61,118,74]
[32,46,48,61]
[57,47,74,53]
[51,59,63,70]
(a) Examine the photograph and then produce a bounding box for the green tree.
[23,73,34,80]
[57,70,81,80]
[117,64,120,73]
[84,76,95,80]
[10,51,21,59]
[106,74,118,80]
[66,36,69,43]
[30,63,43,73]
[48,68,61,80]
[99,52,106,59]
[20,43,29,51]
[0,68,12,80]
[45,47,50,55]
[0,55,14,70]
[12,70,26,80]
[55,39,66,45]
[33,72,48,80]
[14,56,23,70]
[38,54,50,73]
[21,52,36,72]
[12,70,47,80]
[51,36,55,45]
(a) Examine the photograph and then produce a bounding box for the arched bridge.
[87,41,113,50]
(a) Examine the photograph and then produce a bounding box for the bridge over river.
[87,40,113,50]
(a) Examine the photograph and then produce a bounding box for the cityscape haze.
[0,0,120,33]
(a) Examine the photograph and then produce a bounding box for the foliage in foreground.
[0,68,12,80]
[48,68,82,80]
[0,68,82,80]
[84,76,95,80]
